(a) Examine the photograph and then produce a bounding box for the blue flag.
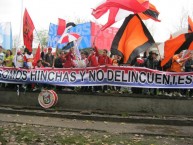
[0,22,12,50]
[47,23,65,49]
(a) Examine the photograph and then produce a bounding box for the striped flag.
[138,3,160,22]
[111,14,155,64]
[161,33,193,67]
[0,22,12,50]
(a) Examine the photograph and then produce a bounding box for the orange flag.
[138,3,160,22]
[161,33,193,67]
[111,14,155,64]
[23,8,35,52]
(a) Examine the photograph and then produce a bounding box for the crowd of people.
[0,45,192,98]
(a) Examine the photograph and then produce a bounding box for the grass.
[0,128,6,144]
[15,128,40,143]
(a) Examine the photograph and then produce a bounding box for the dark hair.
[6,49,12,57]
[103,49,108,53]
[81,51,88,57]
[37,60,42,64]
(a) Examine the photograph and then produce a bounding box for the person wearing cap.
[0,46,5,66]
[43,47,55,67]
[144,51,160,95]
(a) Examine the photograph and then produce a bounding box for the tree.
[12,35,22,49]
[34,29,48,49]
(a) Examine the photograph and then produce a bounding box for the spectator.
[87,47,99,67]
[0,46,5,66]
[63,47,76,68]
[112,54,121,66]
[23,48,34,69]
[43,47,55,68]
[184,53,193,97]
[54,51,66,68]
[97,49,112,66]
[170,51,189,72]
[13,49,24,68]
[167,51,189,97]
[4,49,14,67]
[144,51,160,95]
[32,60,45,91]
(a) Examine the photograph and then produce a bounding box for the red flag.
[188,16,193,33]
[23,9,35,52]
[57,18,66,35]
[111,14,155,64]
[92,0,149,31]
[33,44,41,67]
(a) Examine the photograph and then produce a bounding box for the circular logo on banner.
[38,90,58,109]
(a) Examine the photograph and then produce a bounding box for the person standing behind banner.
[4,50,14,88]
[63,47,76,68]
[4,50,14,67]
[170,51,189,72]
[43,47,55,68]
[13,49,24,68]
[80,51,89,92]
[54,51,66,68]
[97,49,112,66]
[97,48,112,93]
[169,51,189,97]
[185,53,193,97]
[0,46,5,66]
[144,51,160,95]
[87,47,99,92]
[23,48,34,69]
[87,48,99,67]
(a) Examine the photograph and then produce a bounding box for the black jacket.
[185,59,193,72]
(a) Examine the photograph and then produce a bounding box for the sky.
[0,0,193,43]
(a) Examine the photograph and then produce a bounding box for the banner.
[0,66,193,88]
[0,22,12,50]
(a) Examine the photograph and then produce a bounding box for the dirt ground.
[0,121,193,145]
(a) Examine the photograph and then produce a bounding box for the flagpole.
[17,0,24,51]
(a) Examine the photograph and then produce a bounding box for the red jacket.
[88,54,98,67]
[63,51,75,68]
[98,55,112,65]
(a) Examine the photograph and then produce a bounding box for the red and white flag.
[23,8,35,52]
[58,33,80,44]
[92,0,149,31]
